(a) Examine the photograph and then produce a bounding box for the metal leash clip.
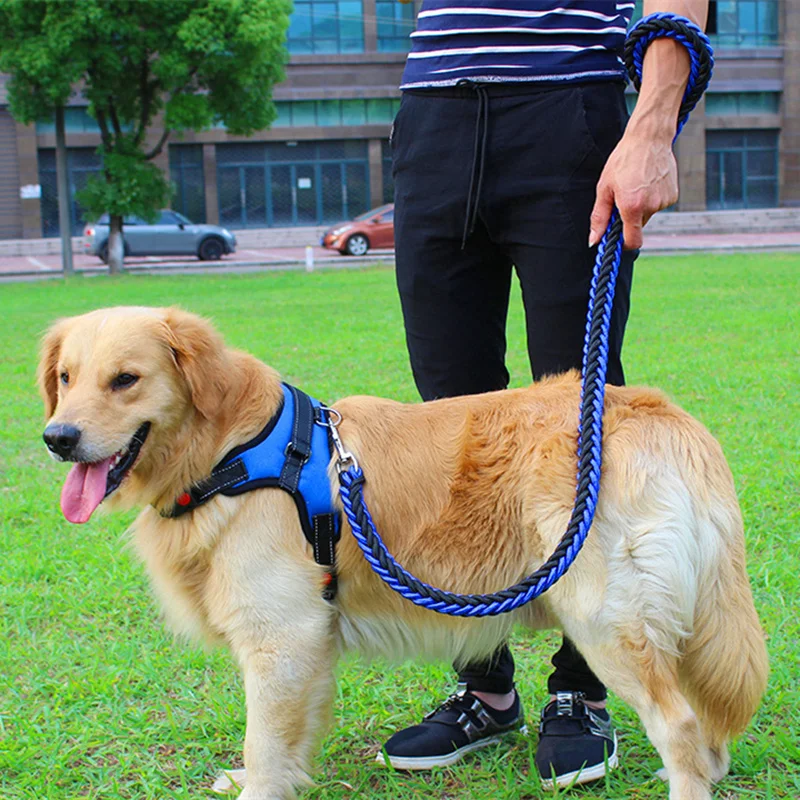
[316,406,359,474]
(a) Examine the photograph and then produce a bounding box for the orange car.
[321,204,394,256]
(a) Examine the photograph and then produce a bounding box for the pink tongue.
[60,458,114,523]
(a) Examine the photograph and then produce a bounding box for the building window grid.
[219,162,367,226]
[37,147,103,237]
[705,91,780,115]
[375,0,415,51]
[711,0,779,47]
[286,1,365,54]
[216,141,369,228]
[169,145,206,223]
[35,108,136,134]
[632,1,779,47]
[36,108,99,134]
[274,98,401,128]
[382,138,394,204]
[706,130,778,209]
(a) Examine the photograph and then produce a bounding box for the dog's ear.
[37,318,70,419]
[163,308,230,420]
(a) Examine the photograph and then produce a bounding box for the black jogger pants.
[393,80,638,702]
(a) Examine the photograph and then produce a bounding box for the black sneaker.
[377,685,527,770]
[535,691,618,788]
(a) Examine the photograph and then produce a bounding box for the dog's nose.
[43,423,82,459]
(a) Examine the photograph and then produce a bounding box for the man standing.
[382,0,709,787]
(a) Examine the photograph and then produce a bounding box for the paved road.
[2,230,799,279]
[0,243,374,278]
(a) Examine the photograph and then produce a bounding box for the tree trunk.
[107,214,125,274]
[54,106,74,276]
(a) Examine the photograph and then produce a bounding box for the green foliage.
[78,151,171,224]
[0,2,84,120]
[0,0,292,221]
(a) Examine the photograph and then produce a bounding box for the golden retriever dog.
[38,306,767,800]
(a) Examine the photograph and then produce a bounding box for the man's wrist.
[625,103,679,145]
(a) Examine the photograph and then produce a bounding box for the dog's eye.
[60,372,69,385]
[111,373,139,390]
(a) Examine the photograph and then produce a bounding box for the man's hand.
[589,0,709,250]
[589,123,678,251]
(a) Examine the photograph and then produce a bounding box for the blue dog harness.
[164,384,340,600]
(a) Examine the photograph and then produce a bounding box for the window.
[169,145,206,223]
[705,92,780,115]
[272,99,401,127]
[708,1,779,47]
[37,147,102,237]
[287,1,364,54]
[382,138,394,204]
[633,2,779,47]
[706,129,778,209]
[158,210,184,225]
[342,99,367,126]
[35,108,135,134]
[366,99,393,124]
[216,140,370,227]
[376,0,415,51]
[36,108,99,134]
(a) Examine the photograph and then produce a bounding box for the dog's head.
[38,306,230,523]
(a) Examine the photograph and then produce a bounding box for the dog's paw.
[238,786,286,800]
[212,768,246,794]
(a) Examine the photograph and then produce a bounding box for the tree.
[0,0,291,273]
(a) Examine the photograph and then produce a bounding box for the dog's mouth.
[60,422,151,524]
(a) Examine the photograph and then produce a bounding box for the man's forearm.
[627,2,710,144]
[588,2,710,248]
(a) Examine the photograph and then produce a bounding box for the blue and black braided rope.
[337,13,714,617]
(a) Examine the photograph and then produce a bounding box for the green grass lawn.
[1,253,798,799]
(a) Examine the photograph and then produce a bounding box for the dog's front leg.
[236,625,335,800]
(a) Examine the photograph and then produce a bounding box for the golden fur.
[39,306,768,800]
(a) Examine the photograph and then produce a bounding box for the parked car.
[83,210,237,262]
[321,204,394,256]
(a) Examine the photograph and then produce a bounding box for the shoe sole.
[376,725,528,771]
[538,732,619,789]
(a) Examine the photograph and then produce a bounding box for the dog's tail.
[679,517,768,767]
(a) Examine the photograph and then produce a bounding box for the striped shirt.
[400,1,636,89]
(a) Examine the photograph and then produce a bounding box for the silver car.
[83,210,237,262]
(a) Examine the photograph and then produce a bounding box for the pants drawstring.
[460,82,490,250]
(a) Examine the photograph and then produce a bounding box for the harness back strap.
[163,384,340,601]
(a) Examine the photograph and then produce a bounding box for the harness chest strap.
[162,383,340,601]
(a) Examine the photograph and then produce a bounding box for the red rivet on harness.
[322,572,333,586]
[177,492,191,507]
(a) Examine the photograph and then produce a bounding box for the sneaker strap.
[425,688,518,744]
[540,691,614,743]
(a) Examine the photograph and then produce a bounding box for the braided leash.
[334,14,714,616]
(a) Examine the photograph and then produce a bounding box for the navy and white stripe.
[401,2,636,89]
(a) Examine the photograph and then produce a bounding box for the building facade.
[0,0,798,240]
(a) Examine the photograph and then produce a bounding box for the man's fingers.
[619,202,644,250]
[621,220,643,250]
[591,193,646,250]
[589,184,613,248]
[591,181,663,250]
